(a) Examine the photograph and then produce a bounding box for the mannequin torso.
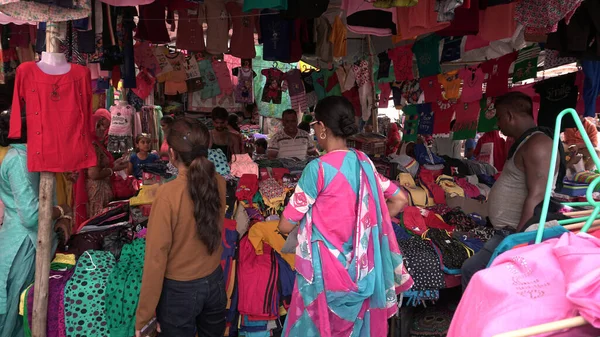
[37,52,71,75]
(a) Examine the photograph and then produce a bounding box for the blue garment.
[0,145,56,337]
[275,253,294,298]
[486,226,568,267]
[582,60,600,118]
[260,10,291,61]
[465,138,477,160]
[414,144,445,165]
[208,148,231,177]
[130,153,159,179]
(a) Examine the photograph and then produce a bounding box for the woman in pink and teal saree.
[278,97,413,337]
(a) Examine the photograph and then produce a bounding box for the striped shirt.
[268,129,316,160]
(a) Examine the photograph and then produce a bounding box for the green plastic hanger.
[536,108,600,243]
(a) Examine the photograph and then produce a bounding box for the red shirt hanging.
[481,52,518,97]
[10,62,97,172]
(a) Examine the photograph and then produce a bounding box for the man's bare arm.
[516,135,557,232]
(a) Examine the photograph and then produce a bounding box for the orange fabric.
[477,2,517,41]
[564,118,598,147]
[438,70,461,100]
[396,0,450,41]
[329,15,347,58]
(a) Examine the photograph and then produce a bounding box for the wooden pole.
[366,35,378,133]
[31,22,60,337]
[493,316,588,337]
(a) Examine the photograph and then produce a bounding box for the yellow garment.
[55,173,74,208]
[374,0,418,7]
[438,70,461,100]
[247,220,295,269]
[0,146,8,165]
[436,175,465,197]
[52,253,76,266]
[329,15,347,58]
[130,184,160,206]
[397,173,434,207]
[19,284,33,316]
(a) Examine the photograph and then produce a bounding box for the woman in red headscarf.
[385,123,402,155]
[74,109,129,229]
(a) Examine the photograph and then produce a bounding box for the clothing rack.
[494,108,599,337]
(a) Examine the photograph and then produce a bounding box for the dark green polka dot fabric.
[64,251,116,337]
[105,239,146,337]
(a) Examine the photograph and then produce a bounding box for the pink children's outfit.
[212,59,234,96]
[448,232,600,337]
[231,154,259,178]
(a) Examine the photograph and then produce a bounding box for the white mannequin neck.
[37,52,71,75]
[117,100,129,106]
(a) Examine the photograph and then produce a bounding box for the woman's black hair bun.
[340,113,358,137]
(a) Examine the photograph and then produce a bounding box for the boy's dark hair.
[255,138,268,149]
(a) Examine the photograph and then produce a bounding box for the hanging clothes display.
[352,60,374,121]
[413,34,442,78]
[136,0,170,44]
[314,17,333,63]
[534,72,578,131]
[330,15,347,58]
[438,70,461,100]
[396,0,451,39]
[162,52,188,95]
[198,59,221,99]
[107,103,134,153]
[205,0,230,55]
[260,9,291,62]
[343,0,398,36]
[226,3,260,59]
[212,59,234,98]
[175,5,206,52]
[284,69,307,112]
[453,100,480,140]
[512,44,541,82]
[261,68,284,104]
[432,99,456,136]
[233,62,257,104]
[10,62,97,172]
[388,44,415,81]
[481,52,518,97]
[459,66,484,103]
[301,70,319,109]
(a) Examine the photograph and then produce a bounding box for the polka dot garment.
[105,239,146,337]
[208,148,231,176]
[64,251,116,337]
[398,237,446,291]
